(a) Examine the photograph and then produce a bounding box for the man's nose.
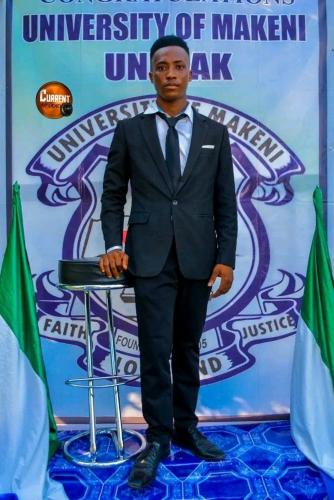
[166,67,177,79]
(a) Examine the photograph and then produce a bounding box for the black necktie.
[157,112,187,190]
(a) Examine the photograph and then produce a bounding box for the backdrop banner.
[5,0,329,419]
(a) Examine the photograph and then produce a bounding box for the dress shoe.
[128,441,170,489]
[173,426,225,461]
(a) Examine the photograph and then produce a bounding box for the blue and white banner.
[3,0,330,419]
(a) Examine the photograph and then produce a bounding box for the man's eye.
[176,65,185,70]
[156,66,166,72]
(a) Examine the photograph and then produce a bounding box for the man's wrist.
[106,245,123,253]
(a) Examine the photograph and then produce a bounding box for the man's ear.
[149,71,153,83]
[188,70,192,82]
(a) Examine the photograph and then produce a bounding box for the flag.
[0,183,67,499]
[291,186,334,479]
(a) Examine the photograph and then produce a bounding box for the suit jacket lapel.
[139,114,173,194]
[176,110,208,194]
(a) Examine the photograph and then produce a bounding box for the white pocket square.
[201,145,215,149]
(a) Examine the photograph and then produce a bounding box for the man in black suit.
[100,35,237,489]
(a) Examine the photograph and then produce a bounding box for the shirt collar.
[144,101,193,123]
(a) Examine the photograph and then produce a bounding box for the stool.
[58,258,146,467]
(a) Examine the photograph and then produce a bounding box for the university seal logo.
[26,95,305,385]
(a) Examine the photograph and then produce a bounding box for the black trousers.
[132,242,211,446]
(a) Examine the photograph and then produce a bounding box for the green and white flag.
[291,186,334,479]
[0,183,67,499]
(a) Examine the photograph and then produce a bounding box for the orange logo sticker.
[36,82,73,119]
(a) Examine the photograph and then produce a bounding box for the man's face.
[149,45,192,103]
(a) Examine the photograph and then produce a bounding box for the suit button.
[172,200,178,205]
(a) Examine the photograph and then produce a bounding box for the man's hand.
[208,264,233,298]
[99,250,129,279]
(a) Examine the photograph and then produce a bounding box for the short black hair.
[150,35,190,60]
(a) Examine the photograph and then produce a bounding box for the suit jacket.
[101,108,237,279]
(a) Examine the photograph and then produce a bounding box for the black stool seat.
[58,258,130,288]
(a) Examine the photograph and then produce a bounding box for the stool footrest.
[66,374,139,388]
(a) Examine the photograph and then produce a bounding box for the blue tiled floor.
[49,421,332,499]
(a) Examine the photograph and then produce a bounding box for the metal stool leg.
[84,290,97,455]
[106,289,124,456]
